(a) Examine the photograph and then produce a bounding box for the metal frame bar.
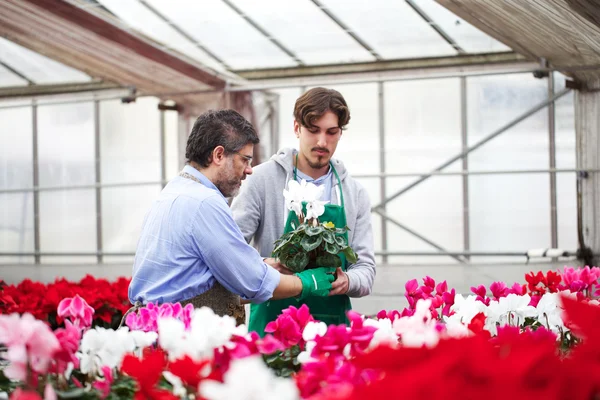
[309,0,382,61]
[2,168,596,195]
[0,60,35,85]
[378,82,388,263]
[405,0,465,54]
[220,0,305,66]
[31,103,40,263]
[460,76,470,259]
[548,72,558,249]
[0,81,124,99]
[374,209,467,264]
[0,250,578,258]
[94,100,103,263]
[372,88,572,211]
[137,0,230,69]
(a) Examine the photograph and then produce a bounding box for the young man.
[128,109,336,325]
[231,88,376,335]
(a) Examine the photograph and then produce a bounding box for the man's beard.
[215,162,242,197]
[307,157,329,170]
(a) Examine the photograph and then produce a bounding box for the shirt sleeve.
[190,196,280,303]
[345,185,376,297]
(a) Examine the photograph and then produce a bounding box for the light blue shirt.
[129,165,280,305]
[295,167,333,203]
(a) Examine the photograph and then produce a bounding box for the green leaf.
[322,230,335,244]
[287,252,310,272]
[56,388,88,399]
[334,235,347,246]
[316,253,340,268]
[324,241,339,254]
[306,225,324,236]
[300,234,322,252]
[342,247,358,264]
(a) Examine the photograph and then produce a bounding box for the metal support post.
[460,77,470,259]
[32,102,40,264]
[378,82,388,263]
[94,100,103,263]
[159,108,166,188]
[548,72,558,249]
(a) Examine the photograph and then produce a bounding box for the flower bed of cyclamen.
[1,266,599,400]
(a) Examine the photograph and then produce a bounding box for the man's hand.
[329,267,349,296]
[264,257,294,275]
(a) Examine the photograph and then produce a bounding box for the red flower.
[121,349,178,400]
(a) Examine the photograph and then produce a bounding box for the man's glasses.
[231,151,253,166]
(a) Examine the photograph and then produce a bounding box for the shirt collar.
[182,165,226,200]
[295,166,332,185]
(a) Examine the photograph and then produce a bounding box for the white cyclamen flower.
[393,299,440,348]
[78,327,157,375]
[283,180,305,218]
[364,318,398,349]
[535,292,566,334]
[158,307,245,362]
[486,294,536,334]
[199,356,300,400]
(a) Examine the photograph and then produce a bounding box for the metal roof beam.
[0,81,123,99]
[138,0,230,70]
[234,51,527,80]
[405,0,465,54]
[0,60,36,85]
[310,0,382,61]
[220,0,305,66]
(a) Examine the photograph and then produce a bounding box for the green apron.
[248,162,352,337]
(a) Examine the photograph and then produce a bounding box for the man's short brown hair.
[293,87,350,130]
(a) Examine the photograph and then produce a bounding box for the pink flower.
[57,295,94,329]
[490,281,509,300]
[125,302,194,332]
[93,365,114,399]
[441,289,456,317]
[376,309,401,321]
[0,313,60,382]
[435,281,448,295]
[9,388,42,400]
[52,320,81,373]
[257,334,285,354]
[509,282,526,295]
[264,304,314,347]
[471,285,490,305]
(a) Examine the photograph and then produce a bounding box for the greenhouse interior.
[1,0,600,398]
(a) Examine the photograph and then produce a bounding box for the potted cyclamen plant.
[272,179,357,272]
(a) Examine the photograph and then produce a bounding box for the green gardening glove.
[295,267,336,300]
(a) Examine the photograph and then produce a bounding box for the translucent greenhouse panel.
[412,0,512,53]
[0,193,34,264]
[0,106,33,190]
[39,189,97,264]
[227,0,374,65]
[0,106,33,263]
[101,185,162,264]
[351,177,382,265]
[467,74,549,170]
[382,79,463,264]
[274,87,302,152]
[318,83,380,174]
[95,0,228,73]
[144,0,297,69]
[319,0,456,59]
[163,109,180,180]
[0,64,28,87]
[467,74,551,263]
[37,103,95,187]
[468,174,551,263]
[100,97,161,184]
[0,37,90,84]
[553,73,577,252]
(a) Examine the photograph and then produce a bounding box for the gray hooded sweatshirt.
[231,147,376,297]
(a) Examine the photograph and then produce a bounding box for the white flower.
[199,356,299,400]
[450,294,489,325]
[158,307,245,362]
[442,315,471,339]
[305,200,327,220]
[486,294,536,334]
[393,299,440,348]
[78,327,157,375]
[535,292,566,333]
[283,180,304,218]
[302,321,327,341]
[302,181,324,202]
[163,371,187,398]
[363,318,398,349]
